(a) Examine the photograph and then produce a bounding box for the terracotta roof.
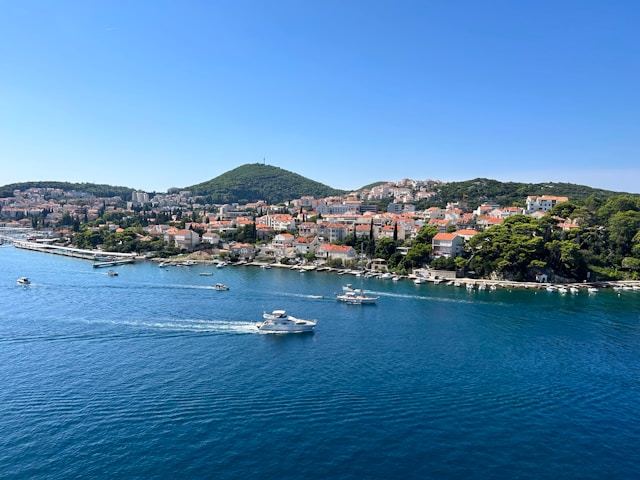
[433,233,458,241]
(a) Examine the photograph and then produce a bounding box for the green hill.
[430,178,632,208]
[0,181,135,200]
[184,163,346,204]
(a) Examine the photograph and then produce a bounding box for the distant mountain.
[432,178,632,208]
[1,173,635,208]
[0,181,135,199]
[183,163,346,204]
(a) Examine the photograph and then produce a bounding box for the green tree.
[607,211,640,257]
[374,238,396,260]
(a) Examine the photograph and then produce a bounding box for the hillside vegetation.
[0,181,135,200]
[430,178,628,208]
[184,163,345,204]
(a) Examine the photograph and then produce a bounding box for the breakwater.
[13,240,136,262]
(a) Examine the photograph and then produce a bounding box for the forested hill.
[0,181,135,199]
[184,163,346,204]
[432,178,632,208]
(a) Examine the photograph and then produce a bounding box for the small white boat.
[16,277,31,285]
[588,287,598,294]
[216,262,227,268]
[107,270,119,277]
[257,310,316,333]
[199,272,213,276]
[214,283,229,291]
[336,290,379,305]
[413,277,426,284]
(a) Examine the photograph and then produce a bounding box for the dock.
[13,240,137,264]
[92,258,136,268]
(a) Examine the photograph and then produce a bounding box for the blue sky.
[1,1,638,193]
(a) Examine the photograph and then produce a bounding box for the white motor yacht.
[257,310,317,333]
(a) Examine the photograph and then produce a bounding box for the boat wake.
[116,318,259,334]
[283,293,326,300]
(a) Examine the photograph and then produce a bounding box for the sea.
[1,245,639,480]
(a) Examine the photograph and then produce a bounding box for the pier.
[12,240,137,264]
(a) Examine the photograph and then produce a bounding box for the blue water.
[1,246,639,479]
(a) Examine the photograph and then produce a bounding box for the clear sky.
[1,1,638,193]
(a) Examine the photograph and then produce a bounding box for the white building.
[525,195,568,214]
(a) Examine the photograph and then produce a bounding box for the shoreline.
[8,239,640,291]
[164,255,640,292]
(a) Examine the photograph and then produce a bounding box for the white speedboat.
[214,283,229,291]
[16,277,31,285]
[336,290,379,305]
[107,270,118,276]
[257,310,317,333]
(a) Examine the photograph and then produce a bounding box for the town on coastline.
[2,179,640,291]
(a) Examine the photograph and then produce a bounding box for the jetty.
[92,258,136,268]
[13,240,137,264]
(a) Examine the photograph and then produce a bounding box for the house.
[432,232,463,258]
[256,225,274,242]
[259,213,296,232]
[202,232,220,245]
[525,195,569,214]
[293,236,320,255]
[475,216,504,230]
[229,242,255,260]
[369,258,388,272]
[315,244,357,262]
[164,228,200,250]
[456,229,479,241]
[272,233,295,247]
[297,222,317,238]
[316,222,351,242]
[429,218,453,233]
[379,224,405,241]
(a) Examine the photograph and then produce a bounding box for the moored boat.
[257,310,316,333]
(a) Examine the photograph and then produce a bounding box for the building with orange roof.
[456,229,479,241]
[316,244,357,262]
[525,195,569,214]
[432,232,463,258]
